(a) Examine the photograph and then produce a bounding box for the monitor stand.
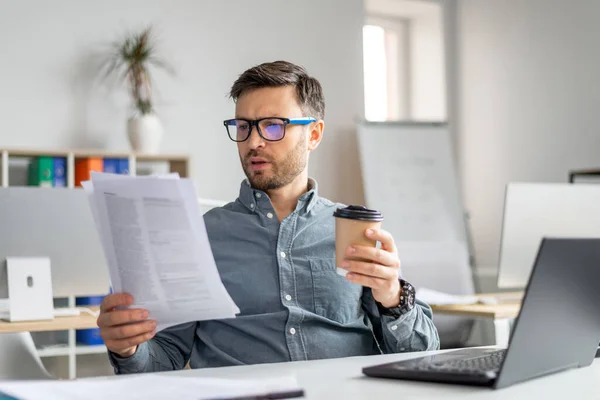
[5,257,54,322]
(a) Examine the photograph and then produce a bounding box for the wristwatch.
[376,279,416,318]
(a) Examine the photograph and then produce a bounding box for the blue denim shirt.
[109,179,439,373]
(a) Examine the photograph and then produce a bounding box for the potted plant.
[101,26,174,154]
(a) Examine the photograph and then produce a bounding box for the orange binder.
[75,158,103,187]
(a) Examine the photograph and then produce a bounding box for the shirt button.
[280,252,286,258]
[391,325,398,331]
[400,347,406,351]
[255,193,262,199]
[267,212,274,219]
[250,203,255,209]
[289,328,296,335]
[285,294,292,301]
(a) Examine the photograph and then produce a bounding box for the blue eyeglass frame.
[223,117,317,142]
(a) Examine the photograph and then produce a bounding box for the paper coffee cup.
[333,205,384,276]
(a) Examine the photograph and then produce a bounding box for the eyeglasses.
[223,117,316,142]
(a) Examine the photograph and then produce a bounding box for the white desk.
[152,349,600,399]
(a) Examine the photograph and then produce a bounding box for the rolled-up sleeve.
[362,289,440,354]
[379,299,440,352]
[108,321,197,374]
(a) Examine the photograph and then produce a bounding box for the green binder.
[28,156,54,187]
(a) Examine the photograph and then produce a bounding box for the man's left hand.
[340,228,401,308]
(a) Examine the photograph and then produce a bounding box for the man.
[99,61,439,373]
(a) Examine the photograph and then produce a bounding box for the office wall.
[409,6,446,120]
[446,0,600,274]
[0,0,365,204]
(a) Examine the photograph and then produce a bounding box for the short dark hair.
[229,60,325,120]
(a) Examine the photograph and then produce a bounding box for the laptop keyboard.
[409,350,506,374]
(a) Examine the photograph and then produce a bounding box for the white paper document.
[0,298,8,312]
[0,375,303,400]
[416,287,498,306]
[83,172,239,331]
[416,287,479,306]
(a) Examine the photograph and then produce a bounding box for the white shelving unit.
[0,148,190,188]
[34,296,106,379]
[1,147,190,379]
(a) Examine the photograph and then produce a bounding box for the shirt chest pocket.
[309,258,363,324]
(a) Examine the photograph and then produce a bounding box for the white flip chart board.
[356,121,474,297]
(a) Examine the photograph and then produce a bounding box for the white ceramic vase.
[127,113,163,154]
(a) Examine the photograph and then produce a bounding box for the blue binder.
[52,157,67,187]
[118,159,129,175]
[102,158,119,174]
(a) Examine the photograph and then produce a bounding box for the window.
[363,25,388,122]
[363,21,407,121]
[362,2,447,122]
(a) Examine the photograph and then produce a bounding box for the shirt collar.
[238,178,319,214]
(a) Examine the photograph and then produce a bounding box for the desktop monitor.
[0,187,111,298]
[497,182,600,289]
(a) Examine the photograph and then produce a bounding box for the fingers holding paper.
[97,293,156,358]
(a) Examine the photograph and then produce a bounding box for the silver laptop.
[363,238,600,389]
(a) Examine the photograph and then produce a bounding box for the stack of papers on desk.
[82,172,239,331]
[0,375,303,400]
[0,299,8,312]
[416,287,498,306]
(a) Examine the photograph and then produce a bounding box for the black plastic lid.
[333,205,383,222]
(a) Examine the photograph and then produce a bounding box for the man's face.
[235,86,310,192]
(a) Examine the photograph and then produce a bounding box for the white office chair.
[0,332,52,380]
[198,198,227,214]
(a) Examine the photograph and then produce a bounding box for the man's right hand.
[97,293,157,358]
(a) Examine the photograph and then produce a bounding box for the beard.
[240,135,308,192]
